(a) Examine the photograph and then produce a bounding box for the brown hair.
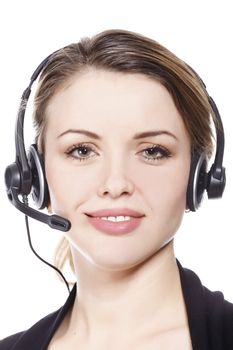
[32,29,215,283]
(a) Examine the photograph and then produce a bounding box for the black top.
[1,260,233,349]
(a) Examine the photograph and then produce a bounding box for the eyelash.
[65,143,172,163]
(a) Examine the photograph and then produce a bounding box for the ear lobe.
[47,203,52,214]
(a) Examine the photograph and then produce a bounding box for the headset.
[4,50,226,233]
[4,53,71,232]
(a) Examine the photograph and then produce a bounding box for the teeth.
[98,216,132,222]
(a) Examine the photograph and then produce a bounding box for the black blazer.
[1,260,233,349]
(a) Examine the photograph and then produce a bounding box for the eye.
[65,143,97,161]
[139,145,172,162]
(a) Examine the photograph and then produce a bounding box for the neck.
[66,241,187,342]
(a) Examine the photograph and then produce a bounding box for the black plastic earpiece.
[27,144,50,210]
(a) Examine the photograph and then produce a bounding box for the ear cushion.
[27,144,50,210]
[186,152,208,211]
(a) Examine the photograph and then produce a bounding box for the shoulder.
[0,331,25,349]
[0,285,76,350]
[0,310,59,350]
[182,262,233,321]
[177,260,233,348]
[203,285,233,344]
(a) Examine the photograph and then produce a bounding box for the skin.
[44,69,192,349]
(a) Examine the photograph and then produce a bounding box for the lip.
[85,208,144,218]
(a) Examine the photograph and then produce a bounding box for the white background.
[0,0,232,339]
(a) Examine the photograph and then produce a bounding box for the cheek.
[135,158,190,215]
[134,159,190,246]
[45,160,99,215]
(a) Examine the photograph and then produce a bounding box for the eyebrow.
[57,129,178,141]
[133,130,178,140]
[58,129,101,140]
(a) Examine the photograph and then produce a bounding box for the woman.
[1,29,232,349]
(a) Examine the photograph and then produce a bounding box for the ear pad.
[186,152,208,211]
[27,144,50,210]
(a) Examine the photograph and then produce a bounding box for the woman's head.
[31,29,215,277]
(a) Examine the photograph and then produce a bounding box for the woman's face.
[44,69,191,271]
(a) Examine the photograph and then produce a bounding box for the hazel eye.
[65,143,97,161]
[140,145,171,162]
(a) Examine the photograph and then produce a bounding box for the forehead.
[45,69,189,141]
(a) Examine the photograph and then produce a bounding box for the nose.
[97,155,135,198]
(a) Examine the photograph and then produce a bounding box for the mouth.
[85,214,144,235]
